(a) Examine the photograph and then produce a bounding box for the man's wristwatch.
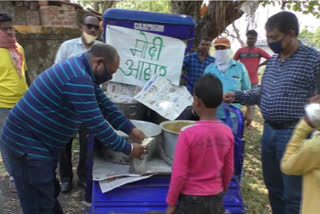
[129,143,134,157]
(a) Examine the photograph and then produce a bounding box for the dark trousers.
[261,123,301,214]
[59,124,88,183]
[176,192,225,214]
[0,142,63,214]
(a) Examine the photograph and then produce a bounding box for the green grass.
[241,109,271,214]
[71,134,80,151]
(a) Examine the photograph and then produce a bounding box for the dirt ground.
[0,152,88,214]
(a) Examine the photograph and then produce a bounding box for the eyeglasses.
[0,26,13,31]
[84,23,99,30]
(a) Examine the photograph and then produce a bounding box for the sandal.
[9,178,17,193]
[247,124,254,130]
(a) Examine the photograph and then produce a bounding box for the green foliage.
[71,0,171,14]
[115,0,171,13]
[262,0,320,18]
[298,26,320,48]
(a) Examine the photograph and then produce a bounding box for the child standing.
[166,74,234,214]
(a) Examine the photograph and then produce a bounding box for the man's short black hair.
[81,13,100,24]
[87,43,119,65]
[246,30,258,37]
[0,13,12,23]
[265,11,299,36]
[193,74,223,108]
[200,37,211,43]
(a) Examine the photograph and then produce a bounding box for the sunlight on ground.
[0,157,8,177]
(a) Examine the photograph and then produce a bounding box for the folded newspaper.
[134,75,193,120]
[93,156,171,193]
[105,81,142,104]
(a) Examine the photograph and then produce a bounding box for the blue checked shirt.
[234,43,320,122]
[183,52,215,94]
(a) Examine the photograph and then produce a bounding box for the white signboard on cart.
[106,25,186,87]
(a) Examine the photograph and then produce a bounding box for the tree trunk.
[171,1,246,51]
[171,1,202,23]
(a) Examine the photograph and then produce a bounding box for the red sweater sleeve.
[258,48,271,59]
[166,132,190,206]
[233,49,241,60]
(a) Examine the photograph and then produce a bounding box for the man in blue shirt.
[0,43,147,214]
[182,38,215,94]
[177,38,215,120]
[55,14,103,193]
[204,37,252,131]
[224,11,320,214]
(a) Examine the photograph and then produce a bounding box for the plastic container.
[159,120,195,164]
[87,175,244,214]
[96,120,162,165]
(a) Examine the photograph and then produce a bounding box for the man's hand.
[244,106,253,128]
[223,92,235,103]
[304,94,320,128]
[129,128,147,143]
[130,143,147,159]
[309,94,320,103]
[166,205,176,214]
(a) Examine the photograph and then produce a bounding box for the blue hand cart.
[85,103,246,214]
[85,8,246,214]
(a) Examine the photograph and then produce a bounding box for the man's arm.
[94,85,135,135]
[25,71,31,86]
[63,77,133,155]
[239,62,251,91]
[312,57,320,94]
[180,55,190,86]
[21,47,31,86]
[224,86,261,106]
[182,54,190,71]
[55,42,68,64]
[233,49,240,61]
[258,59,269,67]
[239,62,253,126]
[258,48,271,67]
[234,87,261,106]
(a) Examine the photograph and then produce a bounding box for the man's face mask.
[82,31,97,44]
[215,49,231,72]
[94,62,112,85]
[268,37,284,54]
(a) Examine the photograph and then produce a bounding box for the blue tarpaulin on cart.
[103,8,196,52]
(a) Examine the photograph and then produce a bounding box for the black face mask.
[267,34,287,54]
[268,39,283,54]
[94,62,112,85]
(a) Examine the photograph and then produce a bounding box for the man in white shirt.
[55,14,102,193]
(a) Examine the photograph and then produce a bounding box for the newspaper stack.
[134,75,193,120]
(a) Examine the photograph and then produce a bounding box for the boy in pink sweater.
[166,74,234,214]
